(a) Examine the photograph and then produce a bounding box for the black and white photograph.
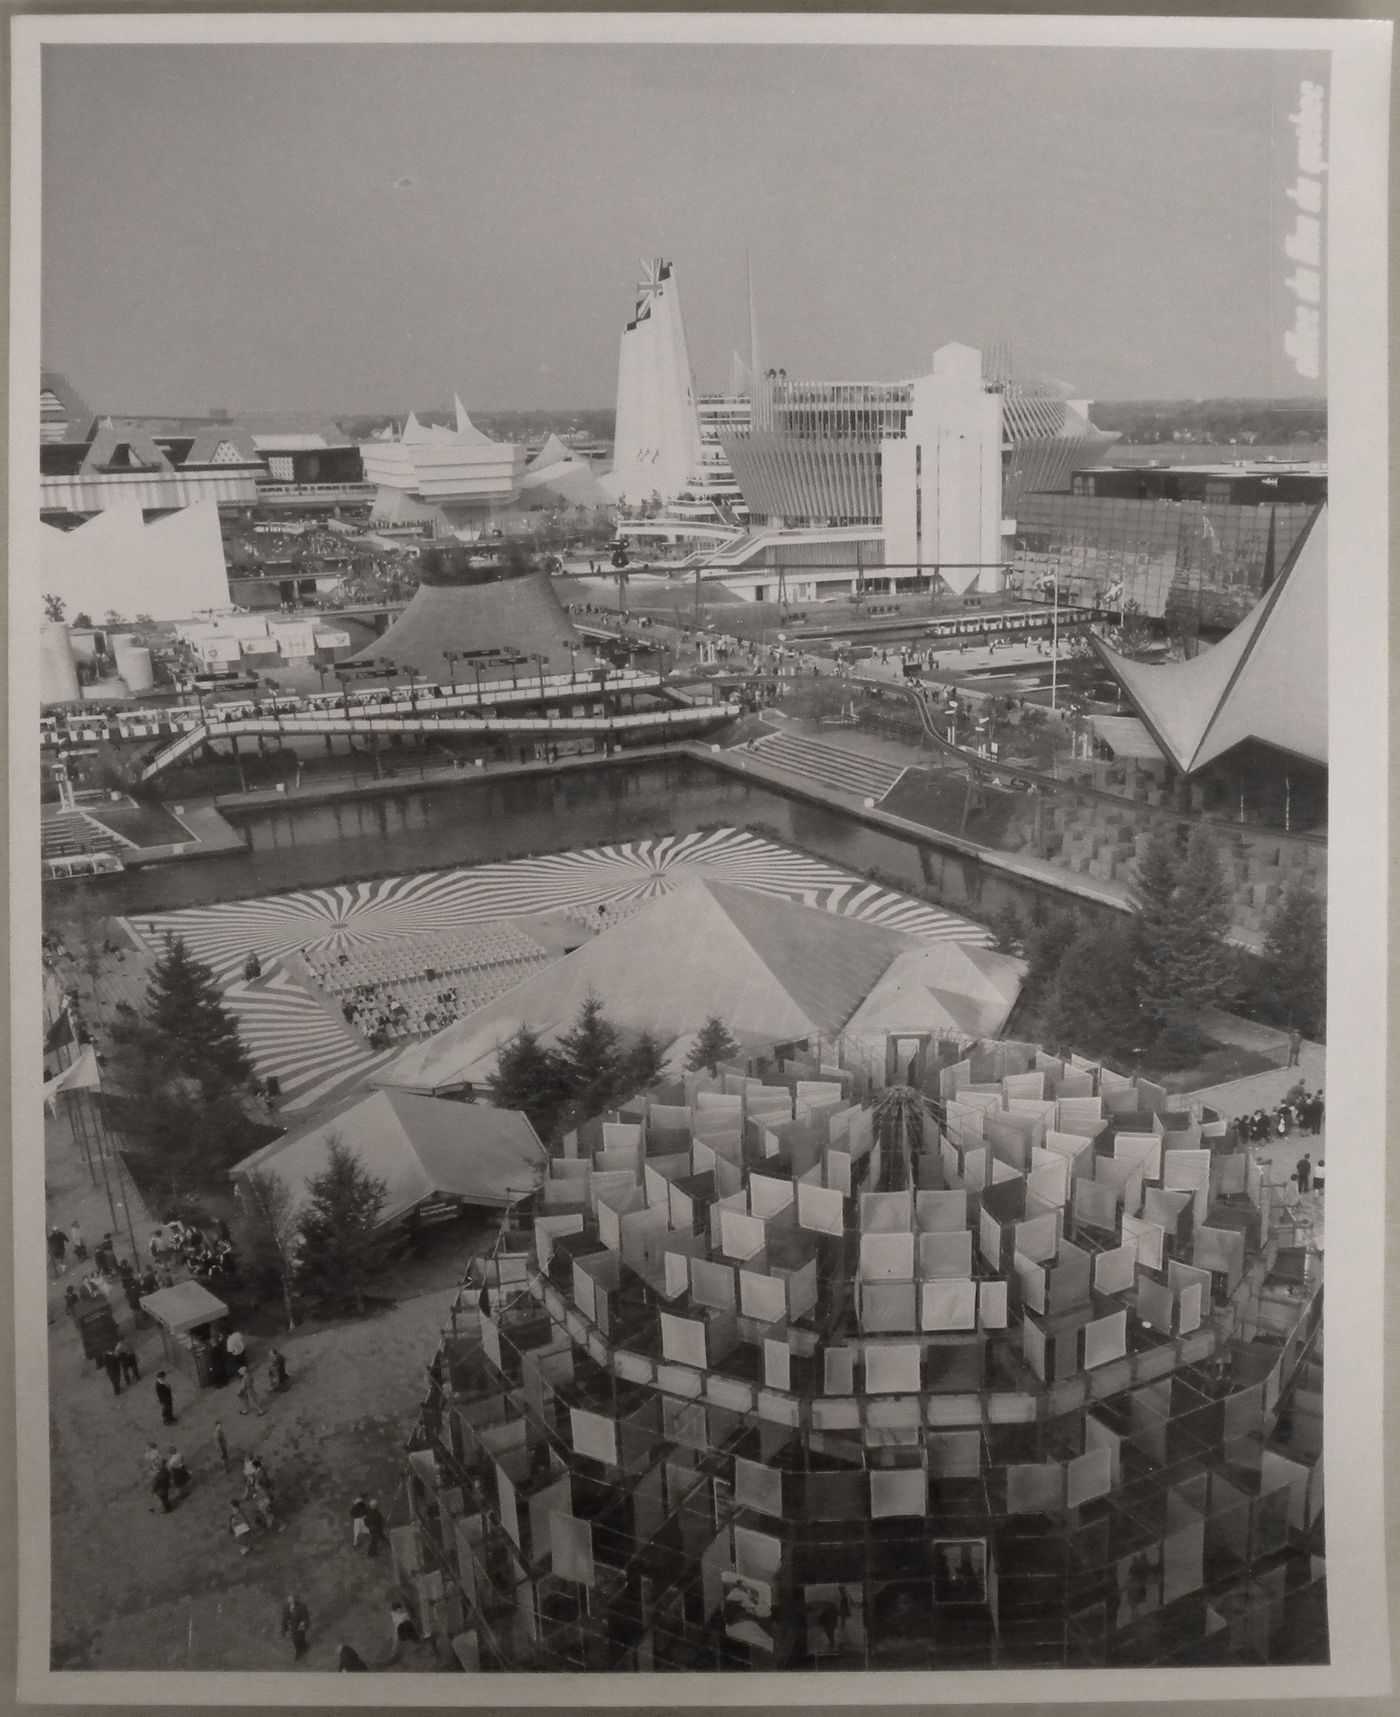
[7,11,1392,1704]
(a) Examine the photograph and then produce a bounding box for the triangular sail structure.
[1091,505,1326,775]
[602,259,705,506]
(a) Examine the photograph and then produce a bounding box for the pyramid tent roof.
[843,941,1025,1043]
[1091,505,1326,775]
[374,880,924,1093]
[346,569,588,681]
[230,1088,546,1220]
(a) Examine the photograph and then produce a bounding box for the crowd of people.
[1230,1085,1325,1147]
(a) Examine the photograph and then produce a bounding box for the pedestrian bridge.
[137,699,737,782]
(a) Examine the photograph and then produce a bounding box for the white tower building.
[603,260,705,508]
[880,343,1005,595]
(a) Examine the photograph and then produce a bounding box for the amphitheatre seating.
[304,920,549,997]
[40,809,125,861]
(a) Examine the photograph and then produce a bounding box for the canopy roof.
[1091,506,1326,775]
[376,880,962,1093]
[140,1281,228,1334]
[346,569,587,682]
[1088,715,1165,763]
[232,1089,546,1220]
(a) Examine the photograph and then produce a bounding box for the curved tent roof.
[231,1088,546,1221]
[1091,505,1326,775]
[346,569,589,681]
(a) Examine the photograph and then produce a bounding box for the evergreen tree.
[1130,821,1233,1063]
[553,993,626,1118]
[1260,882,1326,1038]
[488,1026,572,1141]
[1171,825,1235,1009]
[621,1030,667,1099]
[234,1166,300,1330]
[295,1133,390,1314]
[1022,909,1080,1009]
[1043,919,1142,1062]
[143,937,255,1090]
[686,1015,739,1077]
[990,902,1024,957]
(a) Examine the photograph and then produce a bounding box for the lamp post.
[1049,575,1060,712]
[444,650,459,692]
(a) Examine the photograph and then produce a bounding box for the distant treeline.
[339,408,616,443]
[1089,399,1327,445]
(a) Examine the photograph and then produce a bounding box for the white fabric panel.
[920,1279,977,1331]
[860,1232,915,1281]
[1014,1212,1058,1264]
[1093,1242,1137,1295]
[796,1181,845,1236]
[763,1338,791,1391]
[917,1229,973,1280]
[864,1344,922,1394]
[978,1208,1002,1268]
[1067,1447,1113,1507]
[1122,1215,1165,1273]
[916,1189,968,1231]
[749,1174,794,1217]
[1083,1310,1127,1369]
[570,1407,619,1466]
[870,1468,927,1518]
[978,1279,1009,1328]
[740,1270,787,1324]
[861,1191,914,1232]
[660,1312,708,1369]
[720,1207,767,1262]
[734,1455,783,1518]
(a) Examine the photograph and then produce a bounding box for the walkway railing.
[138,701,738,781]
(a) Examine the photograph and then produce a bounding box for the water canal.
[56,753,1108,933]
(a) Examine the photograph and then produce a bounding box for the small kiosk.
[139,1281,230,1389]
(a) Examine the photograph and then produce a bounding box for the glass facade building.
[1011,497,1316,633]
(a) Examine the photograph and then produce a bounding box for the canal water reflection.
[57,755,1104,933]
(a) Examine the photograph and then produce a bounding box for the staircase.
[40,807,128,861]
[748,732,905,802]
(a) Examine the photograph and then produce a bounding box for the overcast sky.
[41,43,1327,414]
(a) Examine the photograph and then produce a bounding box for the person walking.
[364,1496,387,1560]
[150,1463,173,1515]
[102,1348,123,1396]
[47,1226,69,1278]
[154,1370,177,1425]
[235,1366,265,1417]
[227,1498,254,1555]
[142,1441,165,1485]
[1295,1152,1313,1195]
[113,1336,139,1384]
[225,1328,247,1368]
[281,1594,312,1661]
[389,1601,420,1651]
[267,1348,289,1393]
[166,1445,191,1498]
[1287,1026,1302,1068]
[243,1454,272,1497]
[69,1222,88,1263]
[350,1494,370,1552]
[337,1643,369,1671]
